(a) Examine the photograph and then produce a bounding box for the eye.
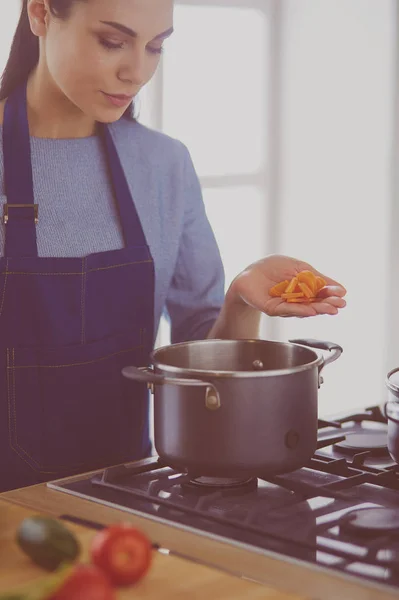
[147,45,164,55]
[99,37,125,50]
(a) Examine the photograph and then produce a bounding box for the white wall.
[0,3,19,71]
[274,0,396,416]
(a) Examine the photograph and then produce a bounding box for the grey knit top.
[0,119,225,342]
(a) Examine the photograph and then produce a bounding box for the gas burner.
[340,507,399,537]
[333,431,389,457]
[181,476,258,495]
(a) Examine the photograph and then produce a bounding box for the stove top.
[48,405,399,598]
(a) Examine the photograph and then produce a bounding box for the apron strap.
[3,82,38,258]
[99,125,148,248]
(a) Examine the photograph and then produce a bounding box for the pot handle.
[122,366,221,411]
[289,339,343,367]
[288,339,343,386]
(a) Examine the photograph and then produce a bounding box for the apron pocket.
[7,329,150,474]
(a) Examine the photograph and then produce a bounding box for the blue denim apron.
[0,83,154,492]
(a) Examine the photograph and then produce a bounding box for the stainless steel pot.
[123,338,342,479]
[384,368,399,462]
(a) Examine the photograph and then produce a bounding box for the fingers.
[274,303,317,317]
[266,296,345,317]
[320,296,346,308]
[312,271,347,295]
[297,260,347,295]
[268,297,317,317]
[311,302,339,315]
[317,284,347,299]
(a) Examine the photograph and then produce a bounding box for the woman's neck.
[26,64,96,139]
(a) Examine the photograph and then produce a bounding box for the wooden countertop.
[2,469,399,600]
[0,497,301,599]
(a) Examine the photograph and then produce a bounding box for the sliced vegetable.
[269,280,290,297]
[90,524,153,587]
[298,281,314,299]
[297,270,318,295]
[316,275,327,291]
[0,563,73,600]
[281,292,304,299]
[285,276,298,294]
[269,270,328,304]
[48,564,115,600]
[17,516,80,572]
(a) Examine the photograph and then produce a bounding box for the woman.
[0,0,346,493]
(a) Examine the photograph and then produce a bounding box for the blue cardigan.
[0,119,225,343]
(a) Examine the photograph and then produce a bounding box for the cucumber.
[0,562,74,600]
[16,516,80,571]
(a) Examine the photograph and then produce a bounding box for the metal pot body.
[123,338,342,479]
[153,365,318,478]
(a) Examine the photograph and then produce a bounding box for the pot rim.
[150,338,323,379]
[387,367,399,396]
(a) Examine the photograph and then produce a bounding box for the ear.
[27,0,51,37]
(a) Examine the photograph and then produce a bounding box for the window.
[164,2,268,286]
[142,0,270,350]
[148,0,397,417]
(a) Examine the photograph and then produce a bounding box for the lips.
[108,93,133,100]
[102,92,134,108]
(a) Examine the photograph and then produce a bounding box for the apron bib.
[0,83,154,492]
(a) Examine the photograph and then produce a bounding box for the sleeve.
[165,146,225,343]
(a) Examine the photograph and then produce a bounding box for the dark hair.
[0,0,134,118]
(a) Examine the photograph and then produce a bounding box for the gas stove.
[48,405,399,599]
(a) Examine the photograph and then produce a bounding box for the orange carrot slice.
[315,276,327,292]
[269,280,290,297]
[269,270,331,304]
[285,277,299,294]
[297,271,317,295]
[281,292,304,299]
[298,282,314,299]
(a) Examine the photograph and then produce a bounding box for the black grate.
[59,405,399,587]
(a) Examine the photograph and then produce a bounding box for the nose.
[117,47,147,87]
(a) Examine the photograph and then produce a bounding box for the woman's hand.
[208,255,346,340]
[229,254,346,317]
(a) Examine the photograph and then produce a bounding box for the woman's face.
[34,0,174,122]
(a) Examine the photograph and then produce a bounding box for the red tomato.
[90,524,153,586]
[49,564,115,600]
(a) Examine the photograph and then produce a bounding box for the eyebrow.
[100,21,174,41]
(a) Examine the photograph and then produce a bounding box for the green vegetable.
[0,562,73,600]
[16,516,80,572]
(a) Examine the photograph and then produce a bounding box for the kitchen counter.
[1,467,399,600]
[0,494,302,599]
